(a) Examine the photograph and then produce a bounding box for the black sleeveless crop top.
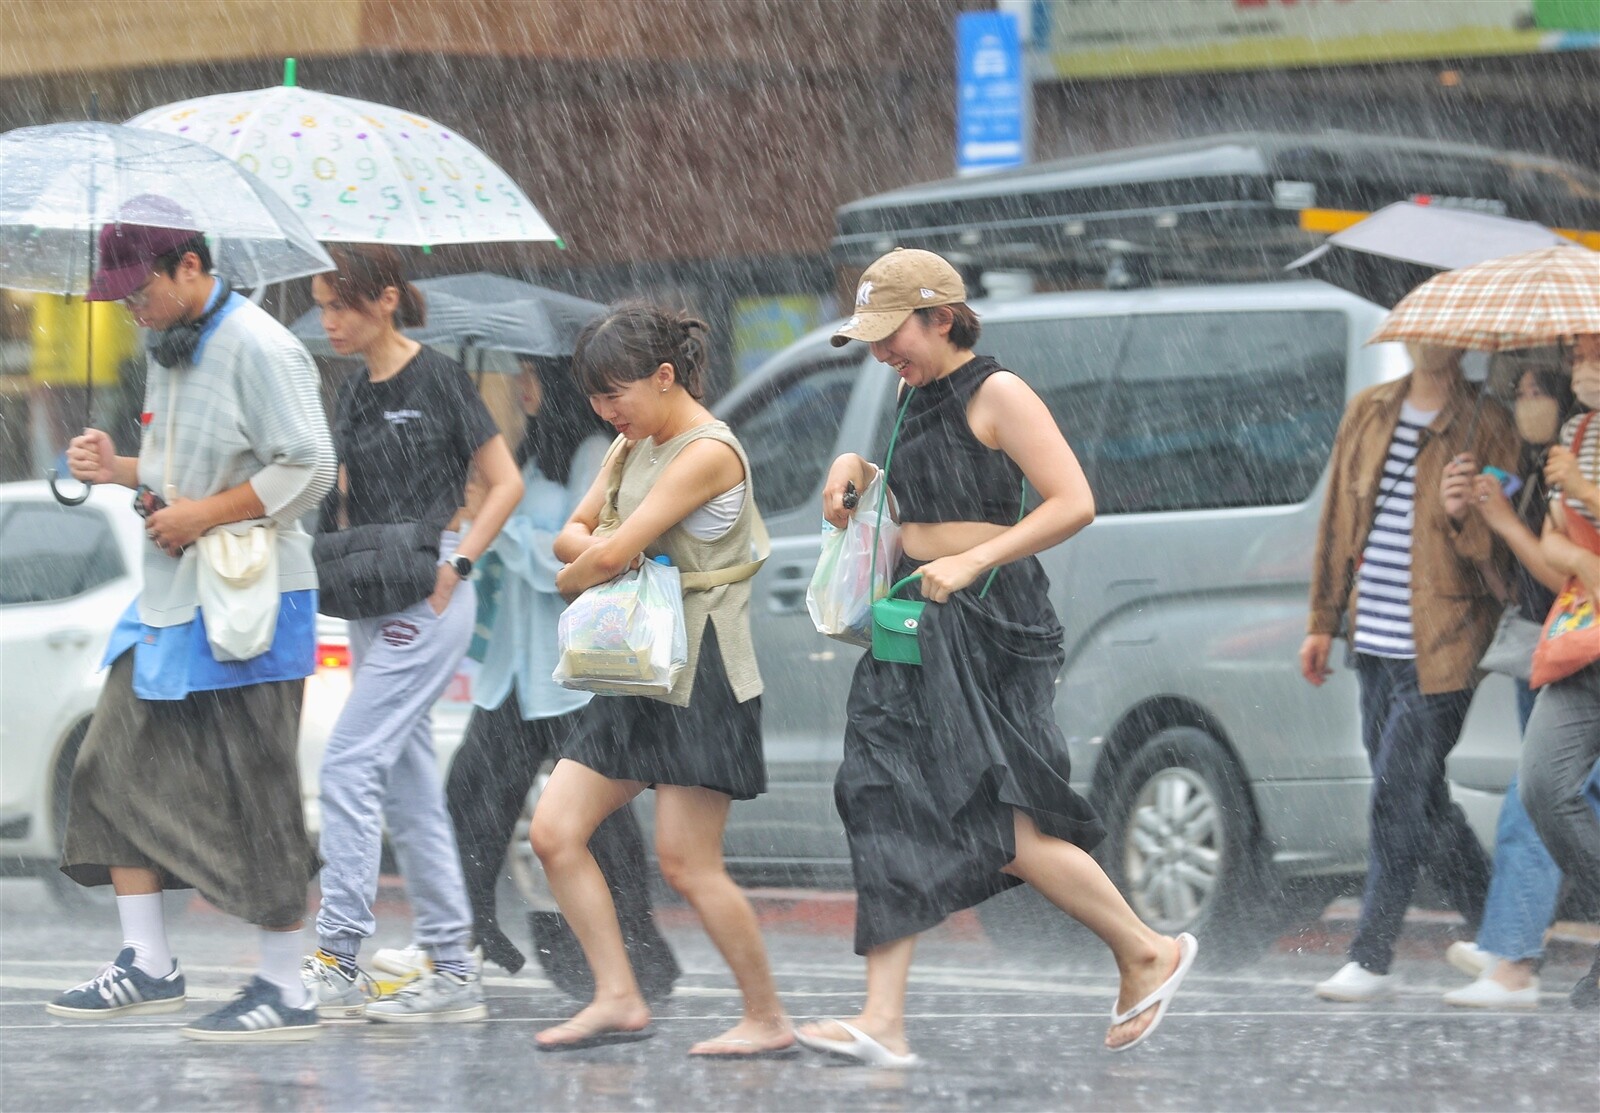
[885,356,1026,525]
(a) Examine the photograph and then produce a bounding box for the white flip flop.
[1109,932,1198,1053]
[795,1019,920,1068]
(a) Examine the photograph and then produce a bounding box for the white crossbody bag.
[163,373,279,661]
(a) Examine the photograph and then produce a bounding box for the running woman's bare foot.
[797,1015,911,1057]
[688,1015,795,1057]
[535,996,651,1049]
[1106,935,1183,1050]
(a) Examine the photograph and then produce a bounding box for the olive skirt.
[60,652,317,927]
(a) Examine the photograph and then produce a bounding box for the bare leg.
[797,935,918,1056]
[527,759,650,1047]
[1001,810,1182,1049]
[653,785,792,1054]
[109,866,160,896]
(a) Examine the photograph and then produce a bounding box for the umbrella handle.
[48,468,91,507]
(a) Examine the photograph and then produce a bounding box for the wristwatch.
[447,554,474,579]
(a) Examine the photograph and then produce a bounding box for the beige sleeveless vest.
[607,422,764,707]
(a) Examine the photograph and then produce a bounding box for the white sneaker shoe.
[371,943,429,979]
[300,953,377,1020]
[371,943,486,980]
[1314,962,1396,1002]
[1443,971,1540,1010]
[1446,941,1493,979]
[367,968,487,1024]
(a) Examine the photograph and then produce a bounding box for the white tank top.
[680,482,747,540]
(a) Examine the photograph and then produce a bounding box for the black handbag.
[312,489,451,620]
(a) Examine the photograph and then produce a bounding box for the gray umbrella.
[292,272,605,362]
[1287,201,1570,307]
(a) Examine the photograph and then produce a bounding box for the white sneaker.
[1314,962,1396,1002]
[371,943,429,979]
[371,943,485,980]
[366,968,487,1024]
[300,953,377,1020]
[1446,941,1493,979]
[1443,971,1540,1010]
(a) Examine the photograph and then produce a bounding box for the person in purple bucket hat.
[48,198,337,1042]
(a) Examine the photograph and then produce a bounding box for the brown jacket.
[1307,375,1519,695]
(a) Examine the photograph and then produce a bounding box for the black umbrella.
[1287,201,1570,307]
[292,272,605,362]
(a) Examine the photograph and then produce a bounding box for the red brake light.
[317,643,351,670]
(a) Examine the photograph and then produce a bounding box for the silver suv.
[704,280,1523,950]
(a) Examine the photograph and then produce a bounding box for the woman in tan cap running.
[796,248,1195,1066]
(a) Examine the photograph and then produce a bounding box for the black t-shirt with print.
[333,347,500,528]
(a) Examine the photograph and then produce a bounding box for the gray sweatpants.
[315,533,475,962]
[1519,661,1600,897]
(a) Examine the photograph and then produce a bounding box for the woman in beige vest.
[529,304,793,1057]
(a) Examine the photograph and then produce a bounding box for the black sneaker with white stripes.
[181,976,319,1042]
[46,947,186,1018]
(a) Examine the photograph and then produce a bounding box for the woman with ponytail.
[304,245,524,1023]
[528,303,793,1057]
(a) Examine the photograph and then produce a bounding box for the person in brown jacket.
[1299,343,1518,1002]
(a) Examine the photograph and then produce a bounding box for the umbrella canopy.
[0,121,333,295]
[1368,245,1600,351]
[291,272,604,361]
[127,79,559,247]
[1288,202,1572,307]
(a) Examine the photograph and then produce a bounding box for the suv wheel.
[1101,726,1269,963]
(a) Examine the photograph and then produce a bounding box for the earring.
[660,385,668,393]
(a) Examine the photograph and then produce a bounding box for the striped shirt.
[1556,411,1600,531]
[136,291,336,627]
[1353,402,1438,659]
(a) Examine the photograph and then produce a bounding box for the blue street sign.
[956,11,1026,176]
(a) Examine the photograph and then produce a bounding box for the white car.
[0,480,475,907]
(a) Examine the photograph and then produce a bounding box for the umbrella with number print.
[126,59,560,247]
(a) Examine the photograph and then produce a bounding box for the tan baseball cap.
[830,248,967,347]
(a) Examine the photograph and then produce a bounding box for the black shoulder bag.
[312,486,455,620]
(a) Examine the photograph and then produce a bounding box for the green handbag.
[872,572,930,664]
[865,387,1027,666]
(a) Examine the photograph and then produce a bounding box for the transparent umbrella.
[127,61,560,247]
[0,120,333,502]
[0,120,334,295]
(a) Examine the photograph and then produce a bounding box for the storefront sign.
[731,296,827,380]
[1035,0,1600,79]
[957,11,1027,176]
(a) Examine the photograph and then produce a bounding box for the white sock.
[258,928,314,1010]
[115,893,173,977]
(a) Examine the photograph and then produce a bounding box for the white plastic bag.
[806,471,900,648]
[195,519,279,662]
[553,558,688,697]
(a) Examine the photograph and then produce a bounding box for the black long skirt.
[564,623,766,800]
[838,554,1104,954]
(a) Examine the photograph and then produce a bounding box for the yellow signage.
[1040,0,1573,79]
[29,295,139,387]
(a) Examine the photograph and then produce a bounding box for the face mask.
[1515,395,1562,446]
[1572,359,1600,412]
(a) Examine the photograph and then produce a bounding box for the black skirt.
[563,623,766,800]
[838,555,1105,954]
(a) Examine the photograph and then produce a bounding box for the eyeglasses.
[122,273,160,308]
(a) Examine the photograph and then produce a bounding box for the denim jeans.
[1350,654,1489,975]
[1475,684,1564,963]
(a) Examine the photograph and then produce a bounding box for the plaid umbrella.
[1368,244,1600,351]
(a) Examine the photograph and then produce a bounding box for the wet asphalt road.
[1,878,1596,1113]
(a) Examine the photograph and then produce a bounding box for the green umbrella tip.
[555,237,567,251]
[421,244,433,255]
[283,58,297,87]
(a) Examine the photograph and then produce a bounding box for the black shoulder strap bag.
[312,483,456,620]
